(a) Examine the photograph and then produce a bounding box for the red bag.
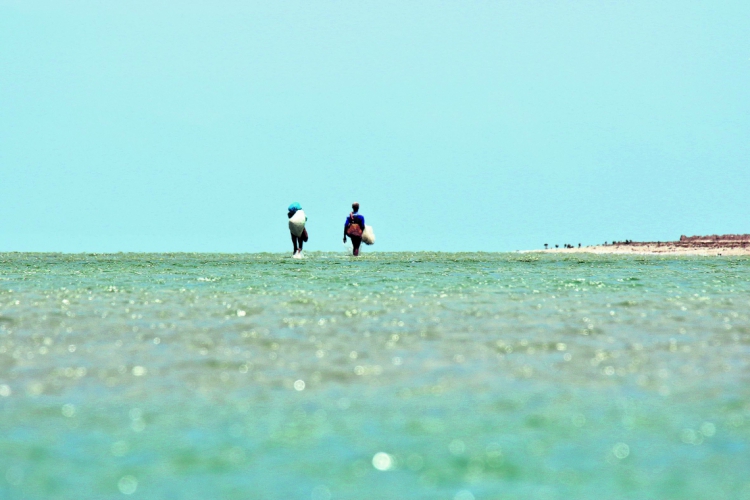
[301,228,309,242]
[345,213,363,238]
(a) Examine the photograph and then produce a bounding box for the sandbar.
[534,235,750,256]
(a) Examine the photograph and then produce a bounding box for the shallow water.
[1,252,749,499]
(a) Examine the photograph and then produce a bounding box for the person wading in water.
[343,202,365,256]
[287,202,308,256]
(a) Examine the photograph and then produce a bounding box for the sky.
[1,1,748,252]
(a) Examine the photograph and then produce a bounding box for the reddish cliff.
[679,234,750,242]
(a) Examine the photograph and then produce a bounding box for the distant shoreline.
[534,235,750,256]
[536,244,749,256]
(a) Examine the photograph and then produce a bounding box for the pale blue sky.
[1,1,748,252]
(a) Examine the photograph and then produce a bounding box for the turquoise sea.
[1,252,749,499]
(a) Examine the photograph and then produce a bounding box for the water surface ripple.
[1,252,749,499]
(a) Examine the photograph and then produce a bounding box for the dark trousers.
[291,234,304,252]
[350,236,362,256]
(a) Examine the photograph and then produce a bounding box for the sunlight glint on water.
[0,252,749,499]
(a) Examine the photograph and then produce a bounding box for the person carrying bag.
[343,202,365,256]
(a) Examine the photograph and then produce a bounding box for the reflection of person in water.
[343,202,365,256]
[287,202,308,256]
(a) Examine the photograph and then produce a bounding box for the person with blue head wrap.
[287,202,308,256]
[287,202,302,216]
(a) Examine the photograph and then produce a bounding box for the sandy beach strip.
[534,243,750,256]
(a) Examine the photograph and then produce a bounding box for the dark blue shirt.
[345,213,365,228]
